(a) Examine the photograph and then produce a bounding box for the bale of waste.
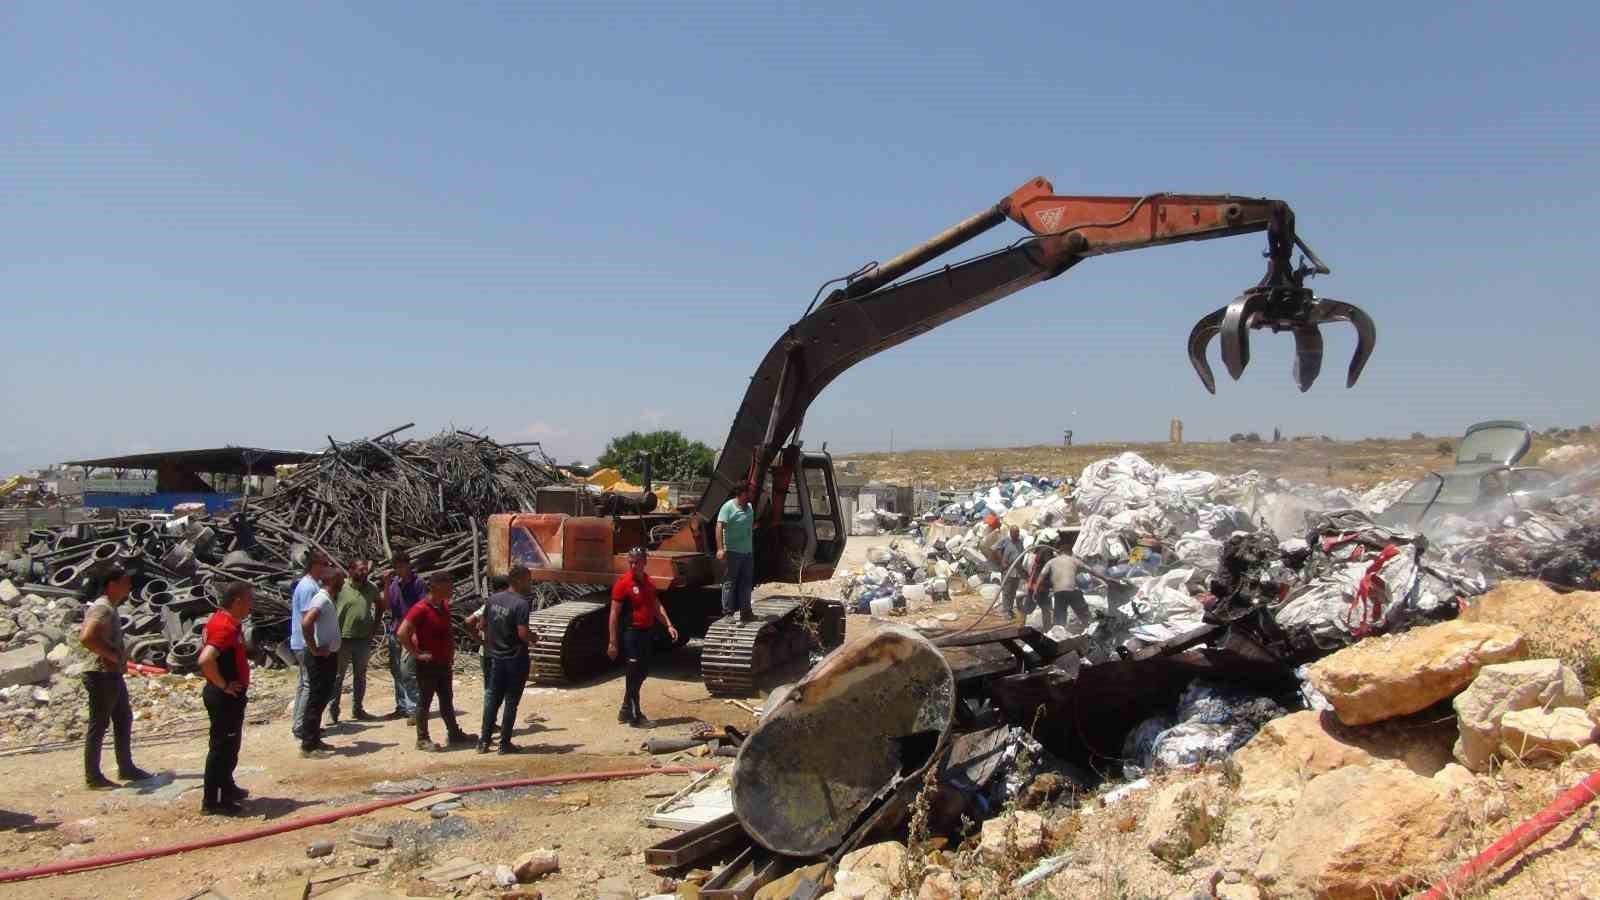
[731,625,954,856]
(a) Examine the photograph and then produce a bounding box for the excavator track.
[529,593,612,685]
[701,595,846,696]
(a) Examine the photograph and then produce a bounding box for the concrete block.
[0,643,51,688]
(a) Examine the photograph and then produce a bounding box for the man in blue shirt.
[287,554,327,740]
[716,483,756,623]
[382,551,426,722]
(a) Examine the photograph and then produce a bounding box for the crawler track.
[701,596,846,696]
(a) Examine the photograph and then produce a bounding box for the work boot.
[416,739,443,753]
[617,706,633,724]
[300,747,333,760]
[354,708,377,722]
[739,610,757,624]
[498,743,524,755]
[311,740,336,753]
[405,715,417,727]
[475,741,492,755]
[85,774,117,791]
[201,800,244,816]
[446,731,478,747]
[224,785,250,802]
[118,766,154,782]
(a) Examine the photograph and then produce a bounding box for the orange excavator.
[486,176,1376,694]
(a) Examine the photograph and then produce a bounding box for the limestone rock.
[1255,763,1463,900]
[1567,744,1600,773]
[978,811,1045,863]
[1307,621,1524,726]
[0,643,51,688]
[916,866,958,900]
[0,580,19,605]
[46,643,69,668]
[1215,883,1261,900]
[1453,658,1587,771]
[0,619,16,643]
[1589,696,1600,727]
[1229,710,1454,805]
[832,871,890,900]
[837,841,906,889]
[1143,781,1214,863]
[755,862,830,900]
[1461,581,1600,680]
[1432,763,1508,824]
[512,849,558,883]
[1498,707,1596,766]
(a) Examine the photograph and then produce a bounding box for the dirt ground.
[0,536,958,900]
[842,432,1596,490]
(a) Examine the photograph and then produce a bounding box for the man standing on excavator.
[716,482,757,623]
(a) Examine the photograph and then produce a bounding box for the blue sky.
[4,2,1597,473]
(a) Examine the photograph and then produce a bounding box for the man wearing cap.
[716,482,756,623]
[607,548,679,726]
[398,573,477,751]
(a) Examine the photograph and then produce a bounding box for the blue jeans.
[291,649,309,736]
[721,551,754,616]
[385,633,418,715]
[331,638,372,719]
[481,654,531,748]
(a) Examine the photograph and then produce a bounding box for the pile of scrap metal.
[644,622,1299,898]
[0,426,587,670]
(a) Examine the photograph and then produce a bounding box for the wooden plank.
[403,792,461,812]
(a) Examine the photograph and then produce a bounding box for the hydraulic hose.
[0,764,721,883]
[1418,768,1600,899]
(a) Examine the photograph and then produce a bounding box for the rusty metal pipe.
[829,204,1008,303]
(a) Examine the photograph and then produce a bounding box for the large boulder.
[1230,711,1456,805]
[1307,621,1525,726]
[1498,707,1596,766]
[1460,581,1600,682]
[1143,780,1215,863]
[1254,763,1464,899]
[836,841,905,892]
[1453,658,1587,772]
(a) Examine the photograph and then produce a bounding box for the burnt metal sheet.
[732,625,955,856]
[643,812,748,869]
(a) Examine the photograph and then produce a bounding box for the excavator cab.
[755,448,844,585]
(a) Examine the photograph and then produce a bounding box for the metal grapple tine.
[1186,307,1227,394]
[1290,325,1324,393]
[1323,299,1378,388]
[1218,293,1258,382]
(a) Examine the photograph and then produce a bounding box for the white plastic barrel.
[978,583,1001,603]
[869,597,894,617]
[902,583,928,604]
[966,574,984,591]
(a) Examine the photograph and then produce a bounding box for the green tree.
[597,430,715,483]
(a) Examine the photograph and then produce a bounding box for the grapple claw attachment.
[1186,307,1226,395]
[1184,214,1375,393]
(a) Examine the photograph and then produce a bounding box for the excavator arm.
[698,177,1374,521]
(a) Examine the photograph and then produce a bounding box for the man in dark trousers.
[478,566,533,754]
[607,547,679,727]
[71,563,152,789]
[197,581,254,814]
[398,572,477,751]
[298,568,343,759]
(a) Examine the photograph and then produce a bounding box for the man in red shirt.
[198,581,254,815]
[398,572,477,751]
[608,547,679,727]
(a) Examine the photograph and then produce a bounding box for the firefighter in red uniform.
[607,547,679,726]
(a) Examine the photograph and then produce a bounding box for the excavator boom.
[700,177,1373,521]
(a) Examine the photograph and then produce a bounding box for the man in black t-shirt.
[478,566,533,754]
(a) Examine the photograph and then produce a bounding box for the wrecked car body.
[1380,421,1555,530]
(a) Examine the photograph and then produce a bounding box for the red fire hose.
[1418,768,1600,899]
[0,764,720,883]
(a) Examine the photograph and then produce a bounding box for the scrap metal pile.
[0,427,585,674]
